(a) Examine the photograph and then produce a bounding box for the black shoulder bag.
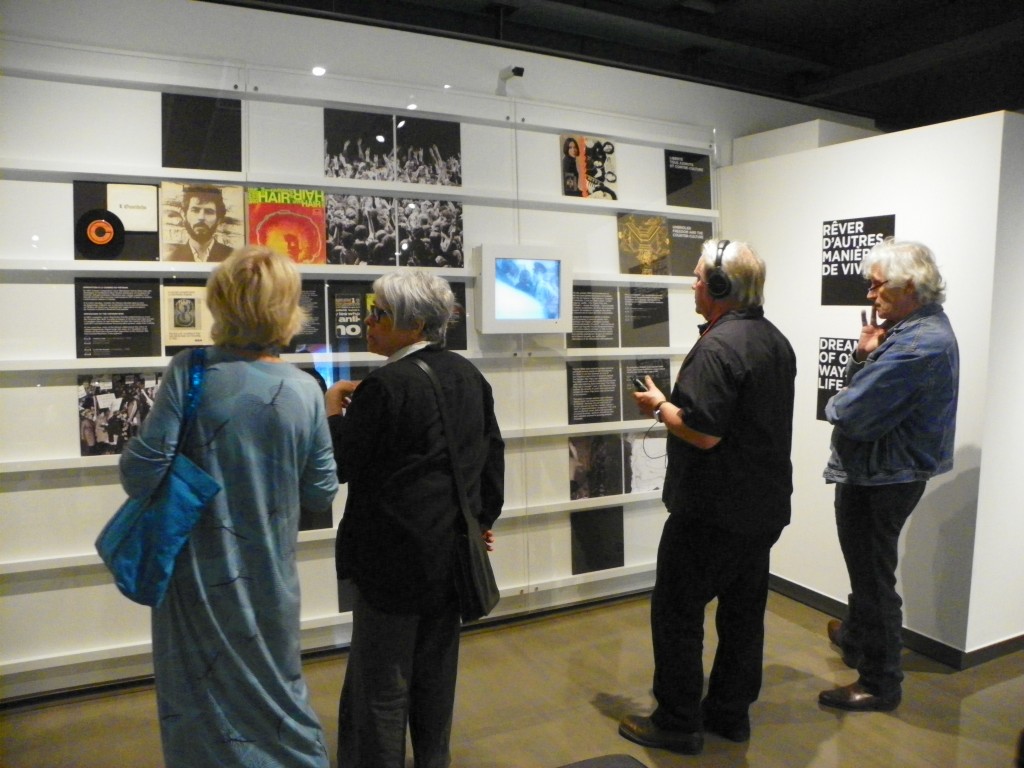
[412,356,500,622]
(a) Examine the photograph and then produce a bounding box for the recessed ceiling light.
[406,103,418,110]
[311,66,326,76]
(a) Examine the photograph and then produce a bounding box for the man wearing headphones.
[620,239,796,755]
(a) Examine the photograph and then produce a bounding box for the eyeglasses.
[867,279,890,292]
[368,305,392,322]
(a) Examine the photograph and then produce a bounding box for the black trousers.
[650,513,781,732]
[834,480,926,696]
[337,587,461,768]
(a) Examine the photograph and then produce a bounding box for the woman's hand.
[325,380,359,417]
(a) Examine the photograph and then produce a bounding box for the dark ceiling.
[204,0,1023,131]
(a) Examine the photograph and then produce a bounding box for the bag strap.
[411,356,479,535]
[178,347,207,449]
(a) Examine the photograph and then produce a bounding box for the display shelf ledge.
[504,421,666,439]
[0,259,473,282]
[0,553,104,575]
[495,491,662,519]
[0,455,119,474]
[515,194,718,220]
[0,158,244,185]
[563,346,690,358]
[573,271,695,286]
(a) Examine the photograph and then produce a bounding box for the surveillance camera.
[500,65,525,80]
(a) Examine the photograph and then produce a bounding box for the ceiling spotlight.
[406,103,418,110]
[311,66,326,77]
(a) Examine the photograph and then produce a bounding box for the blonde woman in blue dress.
[120,246,338,767]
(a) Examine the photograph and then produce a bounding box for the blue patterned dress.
[120,347,338,768]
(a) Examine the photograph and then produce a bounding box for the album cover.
[570,506,625,574]
[569,434,624,500]
[248,187,327,264]
[664,150,712,209]
[159,182,245,263]
[161,279,214,355]
[73,181,159,261]
[617,214,711,276]
[162,93,242,172]
[559,134,617,200]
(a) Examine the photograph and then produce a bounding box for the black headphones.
[705,239,732,299]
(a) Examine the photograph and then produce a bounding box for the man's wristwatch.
[653,401,668,423]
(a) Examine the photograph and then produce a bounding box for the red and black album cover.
[248,187,327,264]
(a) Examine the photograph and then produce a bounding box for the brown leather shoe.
[618,714,703,754]
[818,682,901,712]
[826,620,862,668]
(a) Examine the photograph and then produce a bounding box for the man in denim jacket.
[820,239,959,712]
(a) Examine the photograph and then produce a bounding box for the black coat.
[330,345,505,613]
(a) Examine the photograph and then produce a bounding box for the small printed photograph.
[326,194,397,265]
[394,117,462,186]
[569,434,624,500]
[159,182,245,263]
[396,199,464,267]
[78,373,160,456]
[560,133,617,200]
[325,109,395,180]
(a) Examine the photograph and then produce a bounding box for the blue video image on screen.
[494,258,561,320]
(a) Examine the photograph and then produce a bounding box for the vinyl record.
[75,209,125,259]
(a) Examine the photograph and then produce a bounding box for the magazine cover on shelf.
[570,506,625,574]
[75,278,162,359]
[162,93,242,172]
[569,434,624,500]
[248,187,327,264]
[664,149,712,209]
[78,372,160,456]
[161,279,214,355]
[396,199,464,267]
[559,134,617,199]
[159,182,245,263]
[324,109,462,186]
[73,181,160,261]
[326,194,396,265]
[617,214,711,276]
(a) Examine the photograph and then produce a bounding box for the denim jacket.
[823,303,959,486]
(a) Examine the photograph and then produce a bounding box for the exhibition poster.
[567,285,620,348]
[821,214,895,305]
[816,336,858,421]
[619,286,670,348]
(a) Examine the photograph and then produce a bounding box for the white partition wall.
[0,0,872,699]
[719,112,1024,662]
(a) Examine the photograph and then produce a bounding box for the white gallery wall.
[0,0,877,699]
[719,111,1024,656]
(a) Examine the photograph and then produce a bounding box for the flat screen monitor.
[474,245,573,334]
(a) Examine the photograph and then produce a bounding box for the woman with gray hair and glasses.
[326,270,505,768]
